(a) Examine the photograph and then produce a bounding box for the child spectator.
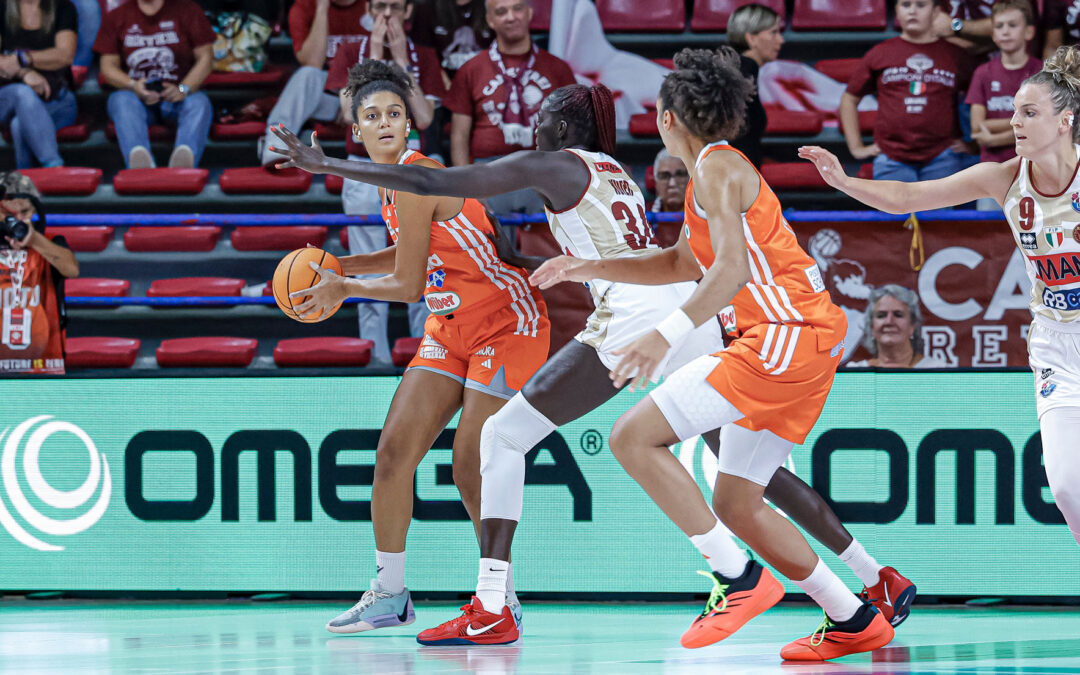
[966,1,1040,165]
[841,0,974,181]
[0,0,78,168]
[95,0,215,168]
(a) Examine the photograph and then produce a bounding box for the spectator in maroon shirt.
[841,0,974,182]
[320,11,445,364]
[95,0,215,168]
[1042,0,1080,57]
[259,0,371,167]
[966,1,1040,164]
[443,0,575,215]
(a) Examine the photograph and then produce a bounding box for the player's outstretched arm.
[530,235,701,289]
[269,124,588,209]
[798,145,1017,213]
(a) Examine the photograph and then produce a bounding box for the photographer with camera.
[0,172,77,375]
[94,0,215,168]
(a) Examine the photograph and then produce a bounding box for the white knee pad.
[479,393,556,522]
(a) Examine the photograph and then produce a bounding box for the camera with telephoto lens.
[0,215,29,248]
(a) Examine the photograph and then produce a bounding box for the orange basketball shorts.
[408,300,551,399]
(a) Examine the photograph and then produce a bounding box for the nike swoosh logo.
[377,566,384,573]
[465,618,504,636]
[883,584,893,607]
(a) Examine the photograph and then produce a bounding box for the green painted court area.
[3,600,1080,674]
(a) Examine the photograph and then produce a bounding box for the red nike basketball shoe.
[417,597,520,646]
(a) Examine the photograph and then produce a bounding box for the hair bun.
[345,60,412,99]
[1044,46,1080,93]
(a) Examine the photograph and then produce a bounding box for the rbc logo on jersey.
[427,270,445,288]
[1041,381,1057,398]
[1046,227,1065,248]
[1071,192,1080,214]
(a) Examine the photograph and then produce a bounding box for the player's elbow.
[401,280,426,303]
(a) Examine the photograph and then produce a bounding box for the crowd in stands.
[0,0,1065,372]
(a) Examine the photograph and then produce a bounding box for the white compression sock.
[838,539,884,588]
[793,558,862,623]
[477,558,509,614]
[375,550,405,595]
[505,562,515,595]
[689,520,750,578]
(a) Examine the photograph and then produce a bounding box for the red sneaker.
[780,603,894,661]
[416,596,520,646]
[860,566,916,627]
[681,560,785,649]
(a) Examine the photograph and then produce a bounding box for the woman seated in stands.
[0,0,79,168]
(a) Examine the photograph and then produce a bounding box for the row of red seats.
[565,0,885,32]
[21,166,328,197]
[67,335,422,369]
[50,224,357,254]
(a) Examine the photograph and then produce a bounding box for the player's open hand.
[269,124,328,174]
[530,256,593,289]
[797,146,849,190]
[290,261,347,320]
[609,330,668,392]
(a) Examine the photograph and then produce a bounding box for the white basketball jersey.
[1004,149,1080,326]
[545,148,659,306]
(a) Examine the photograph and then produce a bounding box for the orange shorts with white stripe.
[706,323,843,444]
[408,301,551,399]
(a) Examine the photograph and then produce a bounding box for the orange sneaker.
[860,566,916,627]
[681,560,785,649]
[416,596,519,646]
[780,603,894,661]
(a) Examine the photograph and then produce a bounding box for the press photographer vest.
[0,247,65,374]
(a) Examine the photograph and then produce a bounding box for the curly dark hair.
[345,60,413,123]
[658,47,755,142]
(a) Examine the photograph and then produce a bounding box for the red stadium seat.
[273,337,374,367]
[760,162,829,190]
[391,336,422,367]
[652,58,674,70]
[106,123,173,142]
[765,110,824,136]
[65,278,130,297]
[313,122,349,141]
[530,0,551,30]
[793,0,886,30]
[220,167,313,195]
[113,168,209,195]
[66,337,141,369]
[147,277,246,297]
[203,65,287,88]
[156,337,258,367]
[815,58,861,84]
[211,121,266,141]
[19,167,101,196]
[47,226,114,252]
[596,0,685,31]
[325,174,344,194]
[857,163,874,179]
[691,0,785,31]
[644,165,655,193]
[124,226,221,252]
[230,226,328,251]
[628,112,659,138]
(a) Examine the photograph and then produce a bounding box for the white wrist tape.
[656,309,695,347]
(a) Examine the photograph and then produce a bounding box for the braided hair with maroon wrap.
[545,83,618,156]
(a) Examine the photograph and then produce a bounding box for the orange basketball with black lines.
[272,248,344,323]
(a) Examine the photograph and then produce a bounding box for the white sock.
[505,562,516,596]
[375,550,405,595]
[839,539,884,588]
[689,520,749,578]
[477,558,508,614]
[793,558,862,623]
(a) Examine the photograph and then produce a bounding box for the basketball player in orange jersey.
[270,61,550,635]
[532,48,895,661]
[802,46,1080,557]
[271,74,909,650]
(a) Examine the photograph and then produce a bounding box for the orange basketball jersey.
[683,142,846,354]
[381,150,545,335]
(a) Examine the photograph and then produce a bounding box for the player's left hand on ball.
[610,330,668,391]
[290,261,346,319]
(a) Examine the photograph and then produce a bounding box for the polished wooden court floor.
[3,599,1079,674]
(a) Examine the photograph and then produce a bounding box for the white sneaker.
[168,144,194,168]
[128,146,154,169]
[326,580,415,634]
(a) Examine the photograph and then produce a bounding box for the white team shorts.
[650,354,795,486]
[577,280,726,379]
[1028,316,1080,418]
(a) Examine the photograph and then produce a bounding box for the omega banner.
[793,216,1032,367]
[0,374,1076,596]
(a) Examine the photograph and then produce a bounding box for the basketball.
[272,247,344,323]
